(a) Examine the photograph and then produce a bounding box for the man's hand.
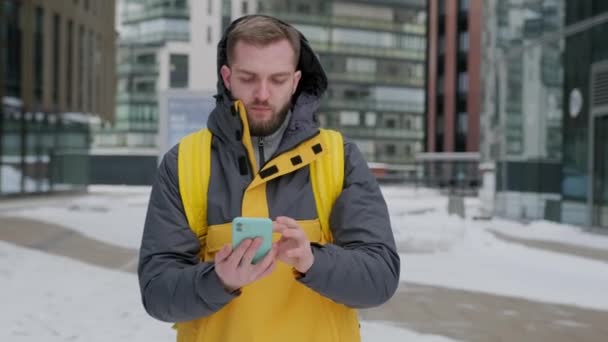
[214,238,277,292]
[273,216,314,274]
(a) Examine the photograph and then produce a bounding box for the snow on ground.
[2,184,608,341]
[7,186,151,249]
[380,186,608,311]
[0,240,456,341]
[0,241,174,342]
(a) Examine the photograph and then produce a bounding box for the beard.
[246,99,292,136]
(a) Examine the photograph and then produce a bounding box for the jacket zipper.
[258,137,265,169]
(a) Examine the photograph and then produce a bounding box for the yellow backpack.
[177,127,344,247]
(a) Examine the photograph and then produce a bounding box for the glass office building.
[258,0,427,166]
[1,0,116,196]
[480,0,608,229]
[561,0,608,228]
[105,0,191,148]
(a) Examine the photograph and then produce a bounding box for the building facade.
[101,0,254,149]
[478,0,608,231]
[426,0,481,154]
[479,0,565,219]
[561,0,608,228]
[259,0,427,166]
[109,0,427,167]
[1,0,116,195]
[424,0,482,189]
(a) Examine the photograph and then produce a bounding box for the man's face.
[220,39,302,136]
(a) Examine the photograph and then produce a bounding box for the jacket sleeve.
[138,145,238,322]
[297,140,400,308]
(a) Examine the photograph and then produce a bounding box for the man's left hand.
[273,216,314,274]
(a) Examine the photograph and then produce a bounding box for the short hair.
[226,16,301,67]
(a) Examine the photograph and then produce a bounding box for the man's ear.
[220,65,232,90]
[292,70,302,95]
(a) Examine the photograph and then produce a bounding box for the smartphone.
[232,217,272,264]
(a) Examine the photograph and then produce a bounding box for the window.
[385,144,396,156]
[332,28,396,49]
[296,3,311,14]
[459,0,469,12]
[242,1,249,14]
[208,0,213,14]
[459,31,469,52]
[88,30,95,112]
[404,118,412,130]
[170,54,189,88]
[365,112,377,127]
[78,25,85,110]
[438,36,445,55]
[52,14,61,105]
[346,58,376,74]
[294,24,329,43]
[34,7,44,103]
[207,26,212,44]
[405,144,412,157]
[339,111,360,126]
[458,72,468,93]
[457,112,468,134]
[438,0,445,15]
[67,20,73,107]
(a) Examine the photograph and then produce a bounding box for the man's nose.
[255,81,270,101]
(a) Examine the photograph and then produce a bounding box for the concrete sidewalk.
[2,214,608,341]
[0,216,138,272]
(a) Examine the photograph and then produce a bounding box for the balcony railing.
[116,92,158,104]
[117,62,158,76]
[322,98,424,114]
[266,12,425,34]
[122,6,189,23]
[327,71,424,87]
[121,31,189,44]
[310,41,425,61]
[338,126,424,140]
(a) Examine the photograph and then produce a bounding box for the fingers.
[254,244,278,277]
[253,243,277,271]
[275,216,299,228]
[286,248,305,259]
[240,237,263,266]
[214,244,232,263]
[272,221,286,233]
[226,239,253,268]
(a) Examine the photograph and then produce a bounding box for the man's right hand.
[214,238,277,293]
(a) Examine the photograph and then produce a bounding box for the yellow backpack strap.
[177,128,212,245]
[310,129,344,243]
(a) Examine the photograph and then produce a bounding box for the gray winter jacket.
[138,15,400,323]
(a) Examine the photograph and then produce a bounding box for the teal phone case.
[232,217,272,264]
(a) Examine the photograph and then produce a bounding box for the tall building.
[561,1,608,228]
[422,0,482,190]
[258,0,427,166]
[1,0,116,195]
[101,0,426,183]
[479,0,565,221]
[102,0,253,149]
[426,0,481,154]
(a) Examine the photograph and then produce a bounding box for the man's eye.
[240,78,254,83]
[272,78,287,84]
